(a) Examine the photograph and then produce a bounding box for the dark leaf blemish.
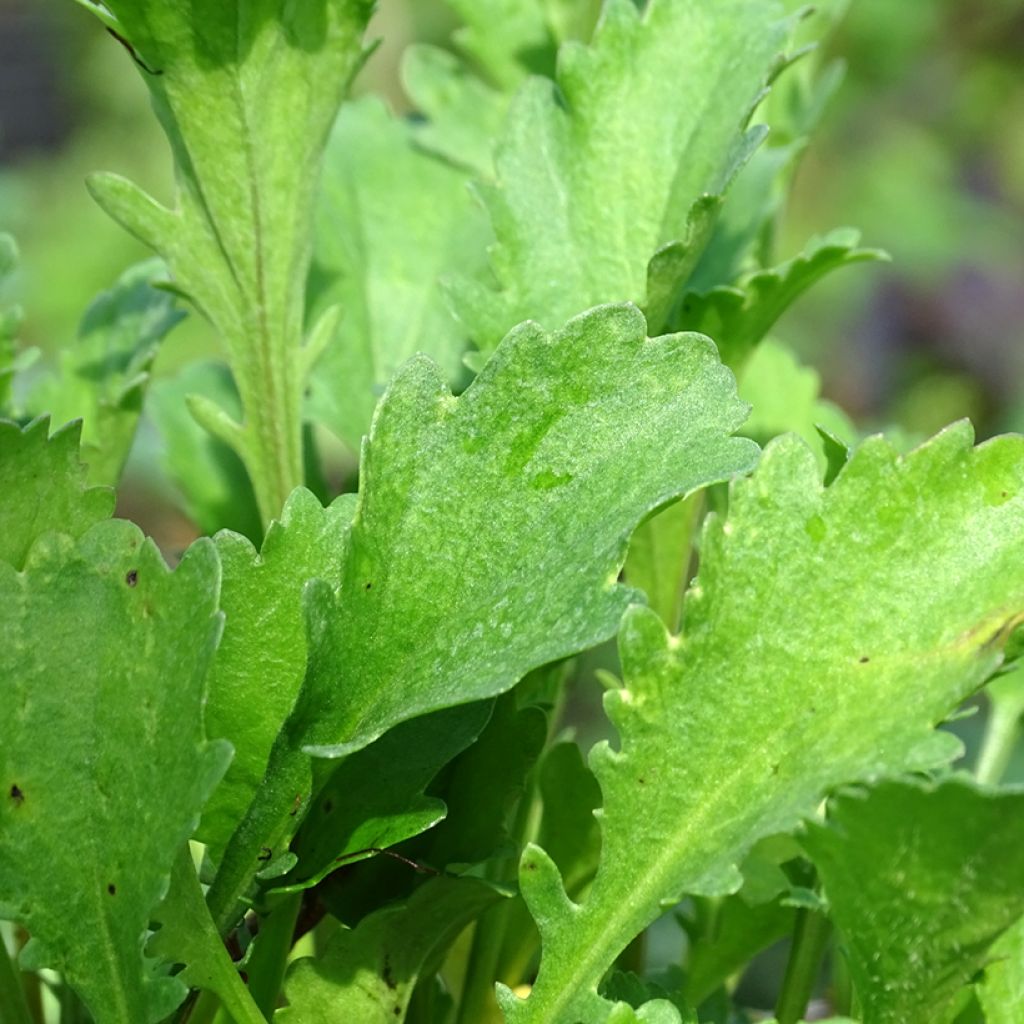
[10,784,24,806]
[107,883,116,895]
[125,570,138,587]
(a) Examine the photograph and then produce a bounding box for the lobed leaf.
[675,229,888,368]
[505,423,1024,1023]
[0,417,114,571]
[453,0,790,352]
[0,522,229,1024]
[297,304,755,763]
[278,876,507,1023]
[803,778,1024,1024]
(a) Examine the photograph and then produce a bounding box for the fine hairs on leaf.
[3,3,1023,1024]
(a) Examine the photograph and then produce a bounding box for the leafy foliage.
[25,261,183,486]
[504,425,1024,1022]
[804,779,1024,1024]
[3,2,1022,1023]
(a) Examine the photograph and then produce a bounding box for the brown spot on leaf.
[125,570,138,587]
[383,954,396,989]
[10,784,24,806]
[323,799,334,814]
[107,883,116,896]
[859,656,870,664]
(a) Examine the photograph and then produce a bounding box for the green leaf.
[307,95,490,452]
[422,693,547,870]
[25,261,184,486]
[207,303,756,930]
[453,0,790,352]
[277,876,507,1023]
[979,916,1024,1022]
[147,361,262,541]
[197,487,355,861]
[676,230,889,368]
[147,849,265,1024]
[0,523,229,1024]
[278,702,493,895]
[505,423,1024,1023]
[499,741,603,985]
[0,234,27,413]
[803,778,1024,1024]
[443,0,558,90]
[402,44,511,177]
[738,339,854,473]
[82,0,374,521]
[0,418,114,571]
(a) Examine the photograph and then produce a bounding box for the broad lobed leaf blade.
[302,303,757,760]
[804,778,1024,1024]
[505,423,1024,1023]
[0,522,228,1024]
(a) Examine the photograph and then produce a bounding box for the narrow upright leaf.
[198,488,355,861]
[453,0,790,351]
[80,0,374,519]
[308,96,490,452]
[0,523,229,1024]
[504,424,1024,1023]
[207,303,756,927]
[803,779,1024,1024]
[0,418,114,570]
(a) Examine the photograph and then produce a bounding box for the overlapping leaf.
[296,304,756,761]
[206,303,756,927]
[504,424,1024,1023]
[804,778,1024,1024]
[278,877,506,1023]
[980,916,1024,1022]
[308,96,490,452]
[0,418,113,570]
[26,261,184,486]
[0,523,228,1024]
[675,230,888,368]
[452,0,790,352]
[279,702,493,895]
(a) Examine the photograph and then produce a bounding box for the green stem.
[245,893,302,1016]
[775,907,831,1024]
[207,743,311,937]
[168,847,268,1024]
[976,685,1024,785]
[0,932,33,1024]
